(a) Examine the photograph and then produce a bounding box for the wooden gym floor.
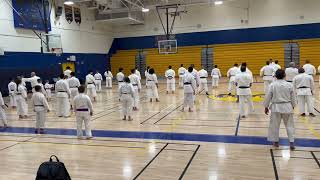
[0,77,319,180]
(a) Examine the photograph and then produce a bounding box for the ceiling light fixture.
[64,1,74,5]
[142,7,149,12]
[214,1,223,5]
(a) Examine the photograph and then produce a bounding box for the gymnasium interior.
[0,0,320,179]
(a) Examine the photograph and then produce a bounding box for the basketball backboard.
[40,33,63,56]
[158,39,177,54]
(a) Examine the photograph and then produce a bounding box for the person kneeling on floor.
[32,85,50,134]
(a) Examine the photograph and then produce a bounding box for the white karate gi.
[73,93,93,138]
[178,67,187,88]
[260,65,275,94]
[119,83,134,117]
[44,83,52,99]
[271,63,281,72]
[0,92,8,125]
[303,63,316,76]
[285,67,298,83]
[32,92,49,129]
[8,81,17,107]
[183,73,197,110]
[16,85,28,116]
[198,69,208,93]
[23,76,40,92]
[264,80,296,143]
[235,72,254,117]
[104,71,113,88]
[116,72,125,87]
[68,77,80,104]
[165,69,176,92]
[94,73,103,92]
[37,83,46,96]
[227,67,240,94]
[146,73,159,99]
[135,70,141,80]
[293,73,315,114]
[86,74,97,100]
[318,66,320,86]
[55,79,71,117]
[64,69,72,78]
[211,68,221,87]
[128,74,141,108]
[145,70,149,85]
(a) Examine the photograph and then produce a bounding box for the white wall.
[113,0,320,38]
[0,0,113,53]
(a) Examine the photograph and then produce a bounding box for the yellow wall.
[145,46,202,75]
[110,50,136,76]
[299,39,320,67]
[213,41,285,75]
[62,62,75,72]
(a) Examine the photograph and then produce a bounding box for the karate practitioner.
[15,79,28,119]
[303,60,316,76]
[32,85,50,134]
[273,60,281,71]
[198,66,209,95]
[165,65,176,94]
[23,72,40,93]
[68,72,81,106]
[145,66,150,85]
[128,69,141,111]
[293,68,316,117]
[318,65,320,86]
[36,79,46,95]
[135,67,141,80]
[73,85,93,139]
[64,66,72,78]
[104,69,113,88]
[264,69,296,150]
[182,67,197,112]
[146,68,160,102]
[285,62,298,83]
[227,63,240,96]
[116,68,125,88]
[211,65,221,88]
[119,77,134,121]
[178,64,187,88]
[0,91,8,128]
[260,61,275,94]
[94,71,103,92]
[55,74,71,118]
[191,65,200,87]
[8,78,17,108]
[235,66,254,118]
[44,80,52,101]
[86,71,97,102]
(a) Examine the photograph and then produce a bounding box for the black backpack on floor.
[36,155,71,180]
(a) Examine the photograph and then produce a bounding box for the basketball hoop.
[52,48,63,57]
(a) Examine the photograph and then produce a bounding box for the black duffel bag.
[36,155,71,180]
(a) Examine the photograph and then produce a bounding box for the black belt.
[179,73,184,75]
[286,80,293,82]
[239,86,250,89]
[147,80,154,81]
[264,75,273,76]
[76,108,89,112]
[34,105,44,107]
[273,101,291,104]
[16,93,22,95]
[200,77,207,78]
[10,89,15,91]
[58,91,67,93]
[118,81,123,82]
[88,83,94,84]
[184,82,191,85]
[308,74,313,75]
[132,84,138,86]
[298,86,310,89]
[167,76,173,79]
[122,93,129,94]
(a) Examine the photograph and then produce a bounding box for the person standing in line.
[178,64,187,88]
[273,60,281,71]
[44,80,52,101]
[68,72,81,108]
[116,68,125,88]
[165,65,176,94]
[64,66,72,78]
[55,74,71,118]
[104,69,113,89]
[73,85,93,139]
[235,66,254,118]
[36,79,46,96]
[303,60,316,76]
[182,67,197,112]
[260,61,275,94]
[211,65,221,89]
[135,67,141,80]
[128,69,141,111]
[32,85,50,134]
[94,71,103,92]
[146,68,160,102]
[264,69,296,150]
[0,91,8,128]
[198,66,209,95]
[8,78,17,109]
[86,70,97,102]
[145,66,150,86]
[119,77,134,121]
[227,63,240,96]
[285,62,298,83]
[293,68,316,117]
[15,79,28,119]
[318,65,320,87]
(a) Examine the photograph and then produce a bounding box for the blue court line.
[0,127,319,148]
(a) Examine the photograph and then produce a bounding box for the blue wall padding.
[0,52,108,96]
[112,23,320,50]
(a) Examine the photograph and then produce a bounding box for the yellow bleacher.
[298,39,320,66]
[110,49,137,75]
[213,41,285,75]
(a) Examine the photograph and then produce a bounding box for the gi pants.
[35,107,46,129]
[183,93,195,110]
[212,76,219,87]
[147,82,159,99]
[239,95,254,116]
[56,92,70,117]
[198,78,208,92]
[0,107,7,125]
[106,77,112,88]
[121,94,133,116]
[268,112,294,142]
[76,111,92,138]
[297,95,314,114]
[95,80,102,92]
[167,78,175,92]
[16,95,28,116]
